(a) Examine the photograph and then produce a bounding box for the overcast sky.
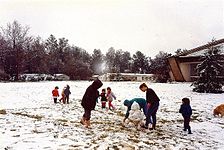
[0,0,223,57]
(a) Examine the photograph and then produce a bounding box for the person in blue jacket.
[123,98,147,124]
[179,97,192,134]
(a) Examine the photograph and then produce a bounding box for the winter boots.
[141,123,156,130]
[80,117,86,125]
[85,120,91,128]
[80,117,91,128]
[149,124,156,130]
[188,127,192,134]
[183,127,192,134]
[151,124,156,130]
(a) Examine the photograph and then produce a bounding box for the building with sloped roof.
[168,38,224,82]
[97,73,155,82]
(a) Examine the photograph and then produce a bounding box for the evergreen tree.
[132,51,148,73]
[90,49,104,74]
[63,46,92,80]
[45,34,60,74]
[149,51,171,82]
[120,51,132,73]
[25,37,48,73]
[105,47,116,72]
[192,44,223,93]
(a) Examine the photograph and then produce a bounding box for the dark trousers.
[184,117,191,132]
[65,95,69,104]
[53,98,57,103]
[143,104,148,116]
[145,101,159,127]
[102,101,106,108]
[83,109,92,120]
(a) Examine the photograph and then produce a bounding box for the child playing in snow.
[52,86,59,104]
[123,101,144,130]
[179,97,192,134]
[100,89,107,109]
[80,79,103,128]
[64,85,71,104]
[106,87,116,110]
[59,87,66,104]
[123,98,148,125]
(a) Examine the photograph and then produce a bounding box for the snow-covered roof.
[105,73,154,76]
[179,38,224,57]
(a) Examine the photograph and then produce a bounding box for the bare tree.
[1,20,32,80]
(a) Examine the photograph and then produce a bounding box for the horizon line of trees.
[0,20,172,81]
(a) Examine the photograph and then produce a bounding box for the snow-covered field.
[0,81,224,150]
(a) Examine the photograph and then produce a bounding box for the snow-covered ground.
[0,81,224,150]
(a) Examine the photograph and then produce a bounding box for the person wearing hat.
[81,79,103,128]
[64,85,71,104]
[123,98,147,125]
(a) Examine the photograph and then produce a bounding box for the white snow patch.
[0,81,224,149]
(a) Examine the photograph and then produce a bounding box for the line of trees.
[0,21,171,81]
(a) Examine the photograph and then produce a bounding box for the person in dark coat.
[100,89,107,108]
[80,79,103,128]
[139,83,160,130]
[64,85,71,104]
[122,98,147,125]
[179,97,192,134]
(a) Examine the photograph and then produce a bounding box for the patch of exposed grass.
[12,112,43,120]
[32,129,45,134]
[128,138,140,143]
[0,109,6,114]
[56,119,68,122]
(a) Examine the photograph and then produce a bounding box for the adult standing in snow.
[80,79,103,128]
[122,98,147,125]
[64,85,71,104]
[139,83,160,130]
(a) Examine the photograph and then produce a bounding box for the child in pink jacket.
[106,87,116,110]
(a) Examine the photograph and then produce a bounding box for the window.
[190,63,198,76]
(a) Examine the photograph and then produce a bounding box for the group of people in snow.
[99,87,117,110]
[52,85,71,104]
[52,79,192,134]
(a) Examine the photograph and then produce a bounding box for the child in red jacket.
[52,86,59,103]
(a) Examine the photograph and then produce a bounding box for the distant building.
[54,74,70,81]
[90,75,100,81]
[97,73,155,82]
[168,38,224,82]
[19,74,70,81]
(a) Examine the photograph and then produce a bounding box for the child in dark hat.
[179,97,192,134]
[64,85,71,104]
